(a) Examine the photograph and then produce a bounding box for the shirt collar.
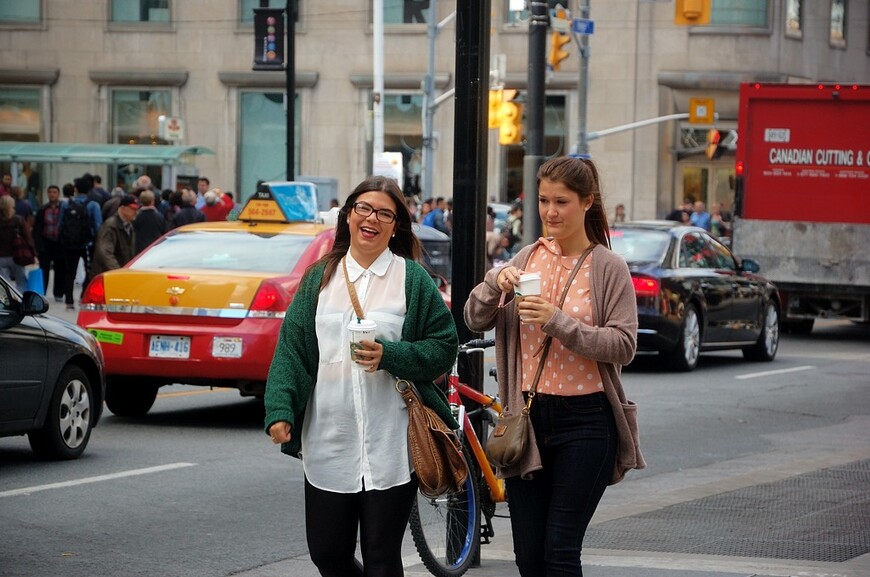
[345,248,393,282]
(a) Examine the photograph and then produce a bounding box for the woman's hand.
[354,339,384,373]
[269,421,291,444]
[516,296,556,326]
[497,266,521,293]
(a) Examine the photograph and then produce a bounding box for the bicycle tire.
[409,437,480,577]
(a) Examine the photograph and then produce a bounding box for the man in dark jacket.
[91,195,138,277]
[133,189,166,254]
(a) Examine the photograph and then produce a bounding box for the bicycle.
[409,338,506,577]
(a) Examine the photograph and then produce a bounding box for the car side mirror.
[740,258,760,274]
[21,291,49,315]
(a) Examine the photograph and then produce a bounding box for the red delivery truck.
[732,83,870,334]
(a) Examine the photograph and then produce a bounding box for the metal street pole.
[523,1,548,245]
[573,0,590,156]
[452,0,490,397]
[286,0,295,179]
[422,2,456,199]
[373,0,385,159]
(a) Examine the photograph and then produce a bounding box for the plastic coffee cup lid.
[348,318,377,332]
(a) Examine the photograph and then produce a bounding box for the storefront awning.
[0,142,215,165]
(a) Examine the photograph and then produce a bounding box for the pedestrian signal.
[674,0,711,26]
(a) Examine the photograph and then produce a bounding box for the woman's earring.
[391,233,396,238]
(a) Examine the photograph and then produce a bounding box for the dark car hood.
[34,311,102,353]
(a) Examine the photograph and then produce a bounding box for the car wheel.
[665,304,701,372]
[28,365,94,460]
[743,302,780,362]
[105,377,159,417]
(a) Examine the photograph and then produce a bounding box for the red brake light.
[80,275,106,305]
[249,279,291,314]
[735,160,744,176]
[632,276,659,297]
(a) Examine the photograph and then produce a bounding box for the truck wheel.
[105,377,159,417]
[665,304,701,372]
[782,319,814,335]
[743,302,780,362]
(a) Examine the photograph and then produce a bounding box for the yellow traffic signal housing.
[488,89,503,129]
[549,31,571,71]
[674,0,711,25]
[498,101,523,145]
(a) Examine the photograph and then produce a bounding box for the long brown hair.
[316,175,422,288]
[536,156,611,249]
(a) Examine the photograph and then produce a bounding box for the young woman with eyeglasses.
[264,175,458,577]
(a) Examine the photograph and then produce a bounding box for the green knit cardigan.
[264,258,459,458]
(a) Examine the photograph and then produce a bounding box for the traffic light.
[549,31,571,70]
[498,93,523,146]
[705,129,727,160]
[488,89,503,129]
[252,8,285,71]
[674,0,711,26]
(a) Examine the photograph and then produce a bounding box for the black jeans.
[304,476,418,577]
[505,392,617,577]
[38,238,66,299]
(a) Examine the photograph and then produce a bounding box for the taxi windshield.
[130,230,316,273]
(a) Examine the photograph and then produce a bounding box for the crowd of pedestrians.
[666,197,732,243]
[0,171,235,309]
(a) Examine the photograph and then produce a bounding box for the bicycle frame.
[447,349,506,503]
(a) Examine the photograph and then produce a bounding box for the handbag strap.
[342,256,366,321]
[523,243,596,412]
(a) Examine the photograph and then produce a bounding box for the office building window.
[830,0,846,48]
[383,93,423,194]
[505,0,560,27]
[380,0,430,25]
[239,92,300,203]
[111,0,170,23]
[0,0,40,23]
[240,0,298,24]
[785,0,802,38]
[111,89,171,189]
[709,0,768,28]
[0,88,41,140]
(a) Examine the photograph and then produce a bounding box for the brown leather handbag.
[396,378,468,498]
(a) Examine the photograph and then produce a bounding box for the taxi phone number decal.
[89,329,124,345]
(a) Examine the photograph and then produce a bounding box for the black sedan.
[0,277,105,459]
[610,221,780,371]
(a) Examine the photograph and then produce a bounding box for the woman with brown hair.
[465,156,644,576]
[264,176,458,577]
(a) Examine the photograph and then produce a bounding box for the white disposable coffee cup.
[348,319,377,362]
[515,272,542,297]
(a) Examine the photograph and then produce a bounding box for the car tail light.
[80,275,106,306]
[248,279,291,318]
[632,276,659,297]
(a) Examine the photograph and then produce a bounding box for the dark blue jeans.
[505,392,617,577]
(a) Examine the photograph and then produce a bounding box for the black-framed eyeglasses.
[352,201,397,224]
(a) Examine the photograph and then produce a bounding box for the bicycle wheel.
[409,439,480,577]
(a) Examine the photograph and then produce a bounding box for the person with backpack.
[58,176,102,310]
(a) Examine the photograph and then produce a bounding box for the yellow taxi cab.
[76,183,371,417]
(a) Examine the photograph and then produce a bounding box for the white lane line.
[0,462,197,498]
[735,365,816,380]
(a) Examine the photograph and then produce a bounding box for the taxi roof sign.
[238,181,319,223]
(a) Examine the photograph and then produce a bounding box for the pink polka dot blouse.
[520,239,603,395]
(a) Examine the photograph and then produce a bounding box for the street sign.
[572,18,595,35]
[689,98,715,124]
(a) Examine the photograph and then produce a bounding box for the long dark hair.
[536,156,611,249]
[317,175,422,288]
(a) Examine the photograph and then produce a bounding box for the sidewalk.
[236,432,870,577]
